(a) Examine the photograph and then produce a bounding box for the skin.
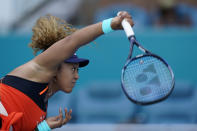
[39,63,79,129]
[49,63,79,94]
[6,11,134,129]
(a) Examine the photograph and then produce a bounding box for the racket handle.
[121,19,135,38]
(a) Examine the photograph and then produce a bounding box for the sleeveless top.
[0,75,49,131]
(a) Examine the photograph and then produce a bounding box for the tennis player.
[0,11,133,131]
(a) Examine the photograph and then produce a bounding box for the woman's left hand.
[111,11,134,30]
[46,107,72,129]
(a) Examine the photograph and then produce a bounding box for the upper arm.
[33,22,103,71]
[33,35,78,71]
[8,22,103,83]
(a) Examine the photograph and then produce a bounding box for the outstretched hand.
[46,108,72,129]
[111,11,134,30]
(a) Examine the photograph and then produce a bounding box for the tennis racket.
[121,19,175,105]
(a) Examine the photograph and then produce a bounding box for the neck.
[45,80,59,100]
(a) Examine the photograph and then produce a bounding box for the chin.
[64,88,73,93]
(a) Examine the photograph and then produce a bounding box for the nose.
[74,72,79,80]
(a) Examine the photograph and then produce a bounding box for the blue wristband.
[102,18,114,34]
[37,120,51,131]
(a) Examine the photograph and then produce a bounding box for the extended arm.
[9,11,133,82]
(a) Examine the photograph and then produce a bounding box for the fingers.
[62,108,72,125]
[118,11,132,19]
[117,11,134,26]
[56,107,64,127]
[56,107,72,127]
[46,107,72,129]
[45,107,63,129]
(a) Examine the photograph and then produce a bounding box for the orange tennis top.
[0,75,49,131]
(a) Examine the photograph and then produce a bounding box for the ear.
[53,75,57,82]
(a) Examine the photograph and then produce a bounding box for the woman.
[0,11,134,130]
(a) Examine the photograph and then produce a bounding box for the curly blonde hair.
[29,14,77,55]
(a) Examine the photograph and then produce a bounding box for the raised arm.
[9,11,133,82]
[33,22,103,71]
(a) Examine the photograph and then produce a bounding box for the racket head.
[121,54,175,105]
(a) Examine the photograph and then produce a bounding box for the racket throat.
[127,36,135,59]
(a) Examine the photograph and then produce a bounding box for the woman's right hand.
[46,107,72,129]
[111,11,134,30]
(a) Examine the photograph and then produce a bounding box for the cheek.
[57,74,68,87]
[57,71,73,90]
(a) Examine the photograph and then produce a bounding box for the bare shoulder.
[8,60,57,83]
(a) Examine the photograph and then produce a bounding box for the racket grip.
[121,19,135,38]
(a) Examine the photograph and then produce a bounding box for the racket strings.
[123,56,173,103]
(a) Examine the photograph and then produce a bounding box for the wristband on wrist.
[102,18,114,34]
[37,120,51,131]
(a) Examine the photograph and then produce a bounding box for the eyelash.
[72,67,79,73]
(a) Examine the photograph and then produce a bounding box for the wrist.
[37,120,51,131]
[102,18,115,34]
